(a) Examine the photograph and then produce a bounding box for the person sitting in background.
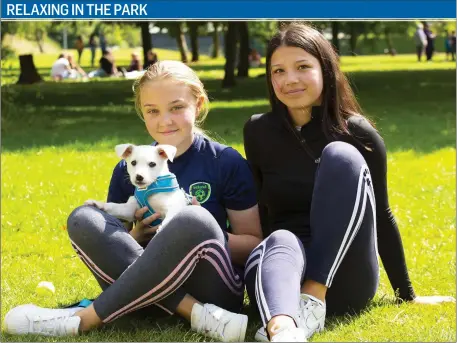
[127,52,142,72]
[143,49,158,70]
[248,48,262,68]
[67,54,88,80]
[88,49,122,78]
[50,53,77,81]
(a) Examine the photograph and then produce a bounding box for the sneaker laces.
[29,313,75,336]
[199,306,231,339]
[299,295,323,316]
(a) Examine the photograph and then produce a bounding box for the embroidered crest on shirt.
[189,182,211,204]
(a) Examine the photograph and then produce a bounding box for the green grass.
[1,50,456,342]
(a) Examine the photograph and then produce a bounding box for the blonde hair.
[132,60,209,131]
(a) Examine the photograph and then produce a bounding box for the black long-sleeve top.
[243,106,416,301]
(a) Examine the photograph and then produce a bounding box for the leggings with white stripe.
[67,205,244,323]
[245,141,379,325]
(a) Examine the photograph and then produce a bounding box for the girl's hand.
[129,207,162,243]
[412,295,456,305]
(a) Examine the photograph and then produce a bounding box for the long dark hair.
[266,22,371,139]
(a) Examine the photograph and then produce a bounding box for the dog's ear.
[157,145,177,162]
[115,144,135,159]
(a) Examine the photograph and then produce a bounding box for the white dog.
[85,143,190,228]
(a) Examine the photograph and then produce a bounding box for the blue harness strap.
[134,173,192,226]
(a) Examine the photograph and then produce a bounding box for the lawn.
[1,50,456,342]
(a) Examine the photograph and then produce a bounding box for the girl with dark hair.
[243,22,454,342]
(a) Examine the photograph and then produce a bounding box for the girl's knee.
[67,205,102,240]
[265,230,303,254]
[320,141,367,174]
[162,205,225,242]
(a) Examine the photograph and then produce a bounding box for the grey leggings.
[245,141,380,325]
[67,205,244,323]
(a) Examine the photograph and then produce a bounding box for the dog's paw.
[84,199,105,210]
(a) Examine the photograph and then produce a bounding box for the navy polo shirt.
[107,134,258,232]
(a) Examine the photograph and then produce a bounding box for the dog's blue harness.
[134,173,192,226]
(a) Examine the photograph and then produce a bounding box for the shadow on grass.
[2,69,455,154]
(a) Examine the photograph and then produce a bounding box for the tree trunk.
[237,22,249,78]
[140,22,153,65]
[331,22,340,55]
[222,22,238,88]
[384,27,395,55]
[176,23,189,63]
[189,22,199,62]
[17,54,42,84]
[212,22,220,58]
[35,29,44,53]
[349,23,358,56]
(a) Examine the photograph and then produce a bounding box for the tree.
[140,22,153,65]
[155,22,189,63]
[17,54,42,84]
[222,22,238,88]
[173,22,189,63]
[331,22,340,54]
[211,22,221,58]
[188,22,202,62]
[237,22,250,78]
[1,22,19,42]
[346,22,368,55]
[249,21,277,48]
[13,22,51,53]
[379,22,413,55]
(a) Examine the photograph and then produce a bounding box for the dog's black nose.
[136,174,144,182]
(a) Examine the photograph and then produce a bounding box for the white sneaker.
[297,294,326,339]
[191,303,248,342]
[4,304,82,336]
[255,326,307,342]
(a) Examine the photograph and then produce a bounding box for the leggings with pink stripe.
[67,205,244,323]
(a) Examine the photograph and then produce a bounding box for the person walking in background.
[89,33,97,67]
[413,23,427,62]
[445,30,456,61]
[75,35,84,65]
[452,31,456,61]
[423,22,436,62]
[99,32,107,54]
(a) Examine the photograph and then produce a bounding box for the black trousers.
[245,141,379,326]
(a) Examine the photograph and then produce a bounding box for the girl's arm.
[227,205,263,265]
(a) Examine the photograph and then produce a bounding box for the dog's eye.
[131,160,137,166]
[149,162,156,168]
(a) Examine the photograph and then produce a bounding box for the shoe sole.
[3,304,35,334]
[254,329,269,342]
[237,314,248,342]
[3,308,13,333]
